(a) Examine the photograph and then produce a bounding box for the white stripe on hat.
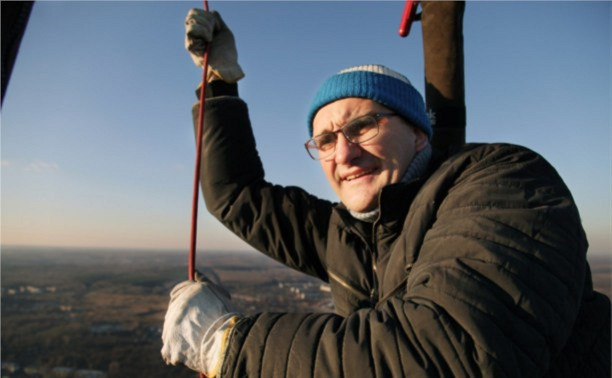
[338,64,412,85]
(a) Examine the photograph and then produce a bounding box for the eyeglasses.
[305,112,396,160]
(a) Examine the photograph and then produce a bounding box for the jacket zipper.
[370,225,379,304]
[370,253,378,303]
[327,269,370,300]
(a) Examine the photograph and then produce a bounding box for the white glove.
[161,274,241,376]
[185,9,245,83]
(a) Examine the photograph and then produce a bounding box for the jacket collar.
[333,148,444,237]
[333,176,425,241]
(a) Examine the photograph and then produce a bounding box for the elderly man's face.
[312,98,428,213]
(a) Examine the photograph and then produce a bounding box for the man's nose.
[334,133,361,164]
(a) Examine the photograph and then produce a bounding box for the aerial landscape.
[1,247,334,377]
[2,246,609,378]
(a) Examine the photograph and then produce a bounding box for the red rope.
[188,1,211,377]
[189,47,210,282]
[188,0,211,282]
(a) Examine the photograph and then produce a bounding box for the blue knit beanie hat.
[307,64,432,140]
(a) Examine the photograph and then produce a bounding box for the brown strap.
[420,1,467,158]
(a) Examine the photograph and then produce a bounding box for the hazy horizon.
[1,243,610,260]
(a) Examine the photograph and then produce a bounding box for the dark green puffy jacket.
[193,86,610,377]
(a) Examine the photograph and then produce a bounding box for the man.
[161,9,610,377]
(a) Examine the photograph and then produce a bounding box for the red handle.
[398,0,419,37]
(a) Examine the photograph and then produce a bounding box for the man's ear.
[414,128,429,152]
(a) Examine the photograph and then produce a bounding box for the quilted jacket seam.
[413,266,543,371]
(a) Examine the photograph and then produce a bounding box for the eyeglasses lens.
[344,116,378,143]
[306,115,381,160]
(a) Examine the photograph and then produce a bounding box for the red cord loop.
[189,0,211,282]
[187,3,210,375]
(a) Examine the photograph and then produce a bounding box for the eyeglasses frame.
[304,112,396,160]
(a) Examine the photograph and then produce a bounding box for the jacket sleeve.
[220,144,588,377]
[195,92,331,280]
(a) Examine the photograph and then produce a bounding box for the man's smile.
[341,168,377,182]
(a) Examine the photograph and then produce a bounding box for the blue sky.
[1,1,610,256]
